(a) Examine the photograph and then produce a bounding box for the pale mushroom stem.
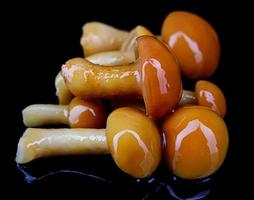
[179,90,196,105]
[16,128,109,164]
[22,104,69,127]
[23,90,196,128]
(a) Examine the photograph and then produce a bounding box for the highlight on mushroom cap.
[195,80,227,117]
[162,105,229,180]
[106,107,162,178]
[137,35,182,120]
[161,11,220,79]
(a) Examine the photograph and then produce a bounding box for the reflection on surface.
[169,31,203,64]
[17,164,109,184]
[16,157,213,199]
[143,175,212,200]
[113,129,154,176]
[199,90,217,111]
[142,58,170,95]
[173,119,219,174]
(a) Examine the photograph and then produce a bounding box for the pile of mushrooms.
[16,11,229,180]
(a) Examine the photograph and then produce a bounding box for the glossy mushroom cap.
[195,80,226,117]
[161,11,220,79]
[137,36,182,120]
[163,105,228,180]
[68,97,107,128]
[106,107,162,178]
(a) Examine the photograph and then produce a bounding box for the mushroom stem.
[87,51,135,66]
[16,128,109,164]
[112,90,196,112]
[23,98,107,128]
[62,58,141,99]
[23,104,69,127]
[23,90,196,128]
[179,90,196,105]
[55,51,135,105]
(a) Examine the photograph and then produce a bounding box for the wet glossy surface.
[161,11,220,79]
[86,51,135,66]
[163,106,228,180]
[62,57,140,99]
[80,22,128,56]
[106,107,161,178]
[16,128,108,164]
[62,36,182,120]
[195,80,227,117]
[121,25,154,52]
[68,97,107,128]
[137,36,182,120]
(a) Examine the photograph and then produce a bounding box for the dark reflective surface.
[16,155,214,199]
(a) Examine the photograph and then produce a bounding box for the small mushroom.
[62,36,182,120]
[161,11,220,79]
[16,107,162,178]
[162,105,229,180]
[195,80,226,117]
[178,80,226,117]
[23,97,107,128]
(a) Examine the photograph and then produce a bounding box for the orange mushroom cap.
[161,11,220,79]
[163,105,229,179]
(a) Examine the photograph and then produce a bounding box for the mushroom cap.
[106,107,161,178]
[137,36,182,120]
[68,97,107,128]
[161,11,220,79]
[195,80,226,117]
[162,105,229,180]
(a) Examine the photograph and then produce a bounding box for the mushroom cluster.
[16,11,229,180]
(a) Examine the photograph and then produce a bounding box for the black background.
[2,0,251,199]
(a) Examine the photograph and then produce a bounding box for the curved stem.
[62,58,141,99]
[16,128,109,164]
[55,51,136,105]
[22,104,69,127]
